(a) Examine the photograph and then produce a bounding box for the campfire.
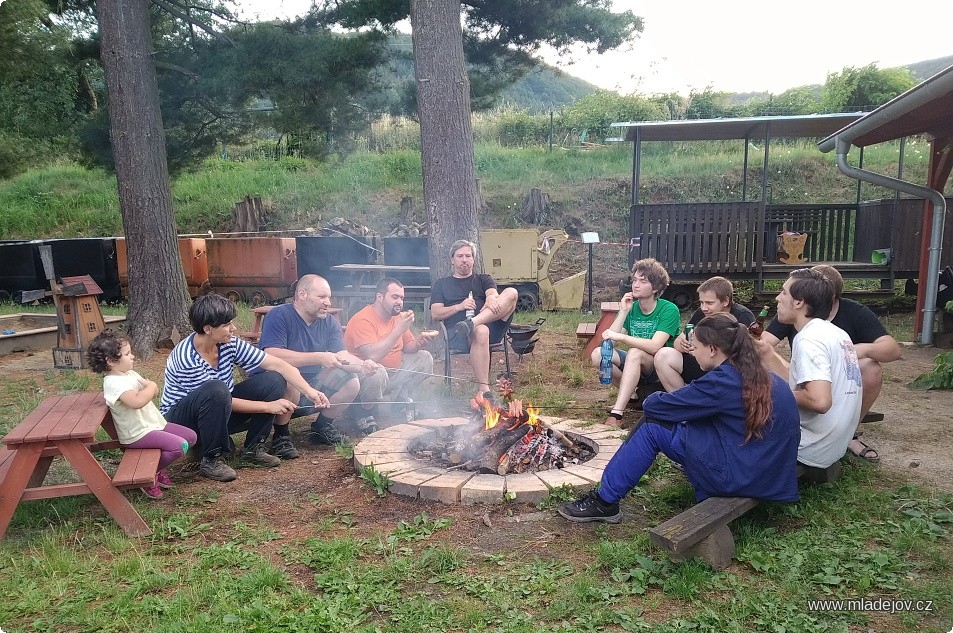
[412,381,594,475]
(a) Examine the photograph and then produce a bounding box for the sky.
[236,0,953,95]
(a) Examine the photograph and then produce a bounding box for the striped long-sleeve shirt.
[160,333,265,414]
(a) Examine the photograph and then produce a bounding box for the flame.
[526,405,540,425]
[474,392,540,432]
[483,398,500,431]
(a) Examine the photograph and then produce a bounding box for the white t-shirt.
[790,318,862,468]
[103,370,168,444]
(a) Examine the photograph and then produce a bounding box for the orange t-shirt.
[343,305,414,369]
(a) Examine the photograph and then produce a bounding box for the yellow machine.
[479,229,586,311]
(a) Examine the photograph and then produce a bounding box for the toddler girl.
[87,330,197,499]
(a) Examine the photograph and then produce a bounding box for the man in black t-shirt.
[762,265,902,463]
[430,239,518,397]
[655,276,755,391]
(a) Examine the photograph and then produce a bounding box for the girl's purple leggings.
[124,423,198,470]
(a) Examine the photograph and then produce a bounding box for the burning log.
[447,417,517,464]
[478,424,531,473]
[536,418,574,449]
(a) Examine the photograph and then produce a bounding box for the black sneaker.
[310,420,347,445]
[557,489,622,524]
[453,317,474,341]
[270,435,300,460]
[355,415,378,434]
[199,455,237,482]
[240,442,281,467]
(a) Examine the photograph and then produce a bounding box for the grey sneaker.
[199,455,237,482]
[240,442,281,467]
[557,489,622,524]
[310,419,346,445]
[270,435,300,460]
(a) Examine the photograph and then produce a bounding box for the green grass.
[0,366,951,632]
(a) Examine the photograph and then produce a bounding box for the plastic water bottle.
[599,339,614,385]
[465,291,475,319]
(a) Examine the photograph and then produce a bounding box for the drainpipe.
[830,137,947,344]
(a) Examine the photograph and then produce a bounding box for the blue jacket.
[643,364,800,502]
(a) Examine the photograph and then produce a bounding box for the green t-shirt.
[623,298,680,347]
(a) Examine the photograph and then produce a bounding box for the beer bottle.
[465,291,475,319]
[748,305,769,339]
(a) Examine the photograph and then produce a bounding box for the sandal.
[604,411,624,428]
[848,439,880,464]
[861,411,885,424]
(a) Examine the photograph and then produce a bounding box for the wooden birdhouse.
[52,274,106,369]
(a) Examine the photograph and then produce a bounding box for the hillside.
[904,54,953,80]
[377,34,599,112]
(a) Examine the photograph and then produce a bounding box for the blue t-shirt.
[257,303,345,380]
[161,334,265,414]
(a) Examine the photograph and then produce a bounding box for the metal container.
[206,237,298,305]
[382,236,430,286]
[116,237,208,298]
[295,235,378,291]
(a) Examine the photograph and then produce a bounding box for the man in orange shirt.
[344,278,438,418]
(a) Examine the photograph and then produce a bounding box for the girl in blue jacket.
[559,312,801,523]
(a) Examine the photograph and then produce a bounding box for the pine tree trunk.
[410,0,482,284]
[96,0,190,357]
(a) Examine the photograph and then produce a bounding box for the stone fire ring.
[352,417,627,505]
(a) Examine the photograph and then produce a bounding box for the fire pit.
[352,414,625,505]
[418,393,595,475]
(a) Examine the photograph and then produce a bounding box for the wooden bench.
[576,323,597,338]
[112,448,162,489]
[648,461,842,569]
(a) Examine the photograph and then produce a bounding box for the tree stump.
[521,187,552,225]
[231,195,265,233]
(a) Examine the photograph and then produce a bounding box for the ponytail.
[693,313,773,442]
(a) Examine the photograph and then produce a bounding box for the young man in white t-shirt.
[757,268,862,468]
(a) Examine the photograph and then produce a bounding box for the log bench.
[648,461,843,569]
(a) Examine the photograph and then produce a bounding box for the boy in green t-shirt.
[591,257,680,427]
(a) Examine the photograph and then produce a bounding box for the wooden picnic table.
[581,302,622,358]
[0,392,158,539]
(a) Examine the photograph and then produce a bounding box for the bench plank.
[649,461,843,569]
[113,448,162,488]
[0,448,13,482]
[650,496,759,555]
[576,323,597,338]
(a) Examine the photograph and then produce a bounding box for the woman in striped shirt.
[161,293,330,482]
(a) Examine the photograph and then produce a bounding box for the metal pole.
[587,242,594,313]
[549,111,554,152]
[742,134,750,201]
[856,146,865,205]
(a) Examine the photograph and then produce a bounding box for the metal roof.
[819,63,953,149]
[610,113,866,142]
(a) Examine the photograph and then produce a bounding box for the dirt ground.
[2,325,952,544]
